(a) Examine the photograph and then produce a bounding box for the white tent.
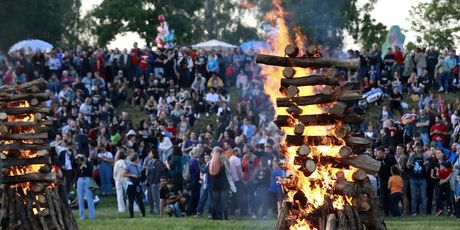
[8,39,53,54]
[192,39,237,49]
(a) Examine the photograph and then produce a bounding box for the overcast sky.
[82,0,427,49]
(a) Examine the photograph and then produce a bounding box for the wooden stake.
[283,67,296,78]
[256,53,360,69]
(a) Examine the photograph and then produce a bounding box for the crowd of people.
[0,43,283,220]
[1,39,460,222]
[354,43,460,219]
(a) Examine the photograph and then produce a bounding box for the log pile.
[256,46,386,230]
[0,78,78,230]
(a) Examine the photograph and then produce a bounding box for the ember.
[257,1,387,229]
[0,78,78,230]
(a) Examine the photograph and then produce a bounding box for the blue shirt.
[437,141,459,164]
[269,169,283,193]
[455,183,460,197]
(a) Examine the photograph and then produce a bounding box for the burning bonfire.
[0,79,78,230]
[257,1,387,230]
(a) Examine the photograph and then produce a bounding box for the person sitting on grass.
[159,176,187,217]
[205,87,219,117]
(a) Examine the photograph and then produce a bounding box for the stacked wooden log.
[0,78,78,230]
[256,46,387,230]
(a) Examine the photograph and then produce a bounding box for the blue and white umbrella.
[240,40,271,54]
[8,39,53,54]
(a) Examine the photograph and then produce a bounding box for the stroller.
[359,88,383,108]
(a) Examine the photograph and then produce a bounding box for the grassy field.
[74,196,460,230]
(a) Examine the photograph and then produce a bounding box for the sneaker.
[251,214,257,219]
[263,216,267,220]
[206,112,209,117]
[207,215,212,219]
[436,210,443,216]
[438,87,444,92]
[197,113,200,119]
[412,213,417,217]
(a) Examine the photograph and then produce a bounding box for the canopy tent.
[192,39,237,49]
[8,39,53,54]
[240,40,272,54]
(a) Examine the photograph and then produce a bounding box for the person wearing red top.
[241,144,260,218]
[394,46,404,77]
[430,115,448,145]
[431,149,453,216]
[95,50,105,79]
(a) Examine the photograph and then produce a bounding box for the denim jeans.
[77,177,96,219]
[420,133,430,146]
[147,183,160,214]
[410,178,427,215]
[246,181,257,215]
[197,185,212,215]
[99,161,113,194]
[254,186,268,217]
[438,71,450,91]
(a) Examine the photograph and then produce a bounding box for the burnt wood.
[256,53,360,69]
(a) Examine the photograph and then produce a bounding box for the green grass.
[75,196,460,230]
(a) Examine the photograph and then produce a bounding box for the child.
[455,175,460,220]
[388,165,403,216]
[269,160,284,217]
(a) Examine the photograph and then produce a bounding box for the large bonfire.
[258,1,387,229]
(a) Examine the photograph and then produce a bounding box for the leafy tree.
[0,0,82,50]
[410,0,460,49]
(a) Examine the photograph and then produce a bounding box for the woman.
[158,134,173,162]
[75,154,96,219]
[113,149,128,213]
[209,147,236,220]
[123,153,146,218]
[168,146,184,192]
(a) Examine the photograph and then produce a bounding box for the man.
[159,177,186,217]
[241,118,256,141]
[406,142,429,216]
[430,115,449,145]
[426,46,439,82]
[195,154,212,218]
[226,145,245,216]
[79,97,93,124]
[143,149,167,215]
[383,47,396,73]
[242,144,260,219]
[376,147,397,216]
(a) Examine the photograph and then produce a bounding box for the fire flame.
[260,1,357,229]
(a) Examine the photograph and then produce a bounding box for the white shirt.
[229,155,242,182]
[451,114,458,126]
[205,93,219,103]
[79,103,92,123]
[113,159,127,183]
[159,137,173,151]
[98,151,113,162]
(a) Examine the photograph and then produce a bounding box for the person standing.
[97,145,114,196]
[227,146,246,216]
[242,144,260,219]
[123,153,146,218]
[187,147,202,216]
[75,154,96,219]
[195,153,212,218]
[376,147,397,216]
[395,144,410,215]
[143,149,167,215]
[113,150,128,213]
[209,147,236,220]
[454,175,460,220]
[430,115,449,145]
[388,166,403,217]
[406,142,429,216]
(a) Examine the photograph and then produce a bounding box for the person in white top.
[226,144,246,216]
[79,97,93,124]
[158,134,173,162]
[113,150,128,212]
[205,88,219,117]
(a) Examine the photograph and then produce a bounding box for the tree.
[0,0,82,50]
[410,0,460,49]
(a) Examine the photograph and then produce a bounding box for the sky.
[81,0,428,50]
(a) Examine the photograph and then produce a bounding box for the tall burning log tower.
[257,45,387,230]
[0,79,78,230]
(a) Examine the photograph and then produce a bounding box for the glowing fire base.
[257,45,387,230]
[0,79,78,230]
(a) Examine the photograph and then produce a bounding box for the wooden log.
[275,113,363,127]
[286,85,299,98]
[3,172,56,184]
[285,135,344,146]
[338,146,353,158]
[283,67,296,78]
[276,91,362,107]
[0,120,53,127]
[2,156,51,168]
[333,179,373,197]
[0,143,50,151]
[0,112,7,120]
[352,194,371,212]
[341,155,381,175]
[352,169,368,182]
[285,45,299,57]
[294,123,305,136]
[325,214,337,230]
[0,132,48,140]
[31,183,47,193]
[336,210,347,230]
[281,75,340,87]
[0,106,50,115]
[344,204,360,230]
[276,202,290,230]
[255,53,360,69]
[0,78,47,94]
[301,158,316,177]
[49,189,65,229]
[286,106,303,116]
[0,93,49,103]
[334,124,351,139]
[345,136,371,148]
[45,189,62,230]
[298,145,311,156]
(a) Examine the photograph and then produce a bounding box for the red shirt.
[242,154,260,181]
[140,54,148,70]
[439,167,452,180]
[430,123,448,144]
[131,48,139,65]
[394,50,404,65]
